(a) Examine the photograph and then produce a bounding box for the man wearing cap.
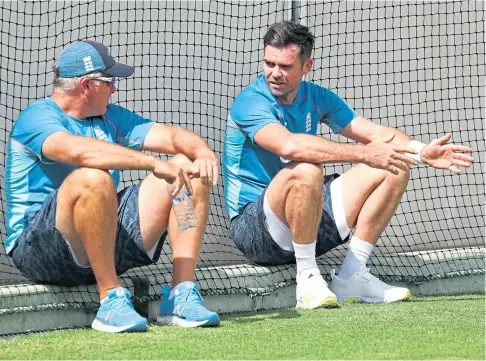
[4,40,221,332]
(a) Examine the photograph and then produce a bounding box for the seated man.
[5,40,221,332]
[222,21,474,309]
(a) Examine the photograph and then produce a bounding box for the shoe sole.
[156,315,220,328]
[336,289,412,304]
[295,296,340,310]
[91,319,148,333]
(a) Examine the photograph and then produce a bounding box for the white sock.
[293,240,319,277]
[338,237,375,280]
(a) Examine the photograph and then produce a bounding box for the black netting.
[0,1,484,311]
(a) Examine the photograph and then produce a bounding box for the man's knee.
[385,165,410,189]
[169,153,192,168]
[359,163,410,189]
[169,154,211,197]
[62,168,116,200]
[289,162,325,189]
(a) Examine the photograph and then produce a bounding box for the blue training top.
[4,97,154,254]
[222,74,357,220]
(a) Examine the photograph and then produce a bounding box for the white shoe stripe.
[156,315,213,328]
[91,319,145,333]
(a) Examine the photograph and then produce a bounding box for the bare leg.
[138,154,210,287]
[266,162,337,309]
[339,164,410,243]
[167,177,209,286]
[144,155,219,326]
[56,168,119,300]
[330,164,412,303]
[265,162,324,245]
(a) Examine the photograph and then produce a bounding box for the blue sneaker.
[157,281,220,327]
[91,287,148,333]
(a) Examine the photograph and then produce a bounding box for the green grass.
[0,294,484,360]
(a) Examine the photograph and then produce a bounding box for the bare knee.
[169,154,192,168]
[361,163,410,189]
[289,162,325,189]
[170,154,211,195]
[62,168,116,201]
[384,165,410,190]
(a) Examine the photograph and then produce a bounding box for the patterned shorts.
[229,174,349,265]
[10,184,167,286]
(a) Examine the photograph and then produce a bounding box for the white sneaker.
[330,266,412,303]
[295,269,339,309]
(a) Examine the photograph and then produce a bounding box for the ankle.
[99,285,122,301]
[339,237,374,279]
[293,240,318,274]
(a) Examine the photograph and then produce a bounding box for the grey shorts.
[10,184,167,286]
[229,174,350,266]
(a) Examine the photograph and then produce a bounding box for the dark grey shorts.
[229,174,349,266]
[10,184,167,286]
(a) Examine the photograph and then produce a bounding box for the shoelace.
[332,267,382,284]
[111,291,136,315]
[358,267,387,285]
[181,286,205,306]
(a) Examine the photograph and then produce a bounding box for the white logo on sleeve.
[83,56,94,72]
[306,112,312,132]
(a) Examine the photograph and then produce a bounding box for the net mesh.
[0,1,484,310]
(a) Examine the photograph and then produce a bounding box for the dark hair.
[263,21,315,61]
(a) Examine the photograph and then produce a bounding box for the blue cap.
[57,40,134,78]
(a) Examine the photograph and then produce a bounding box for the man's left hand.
[187,156,220,185]
[422,133,475,174]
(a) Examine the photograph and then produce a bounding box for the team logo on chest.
[93,125,109,141]
[306,112,312,132]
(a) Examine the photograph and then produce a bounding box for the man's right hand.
[363,133,418,174]
[153,160,193,196]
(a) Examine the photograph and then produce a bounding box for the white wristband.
[405,140,426,164]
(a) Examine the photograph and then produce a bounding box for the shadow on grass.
[408,293,485,303]
[217,293,485,325]
[221,307,301,324]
